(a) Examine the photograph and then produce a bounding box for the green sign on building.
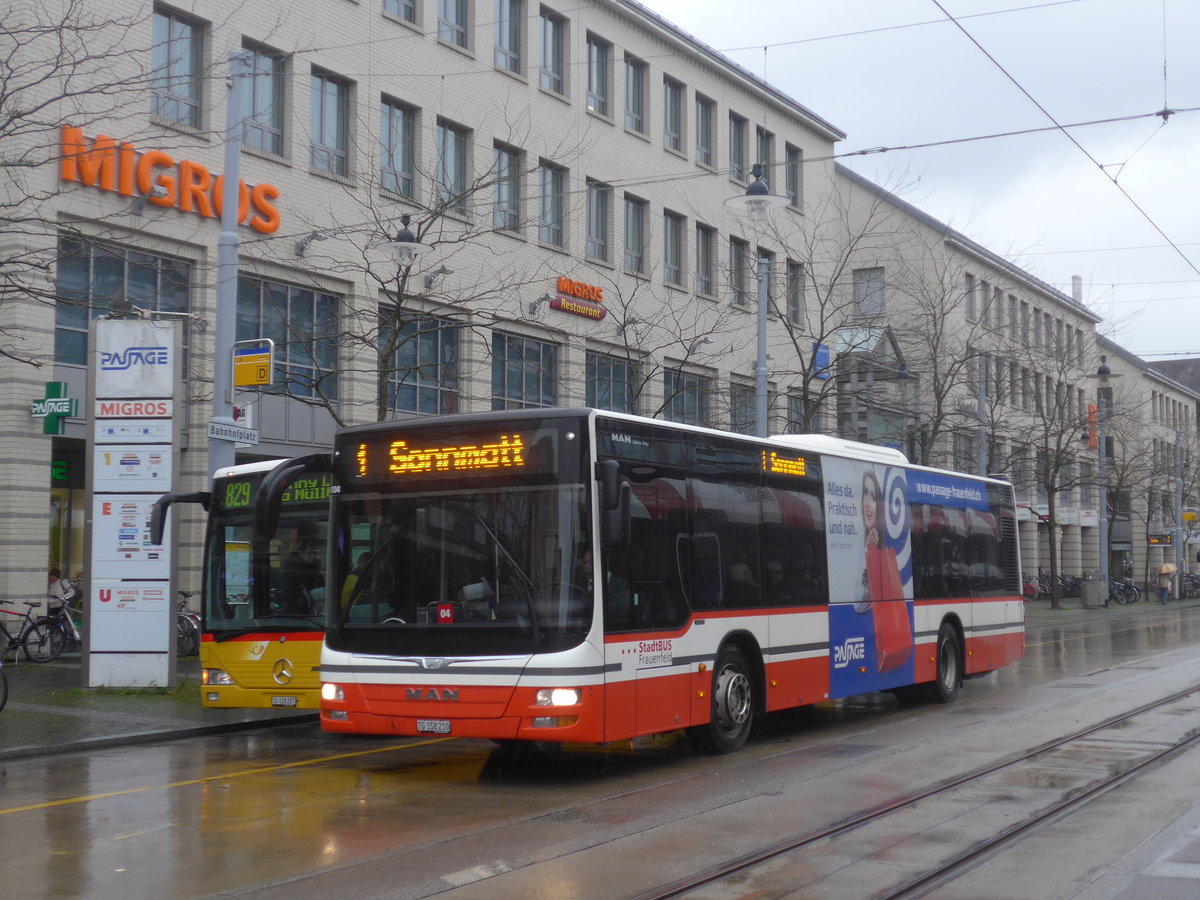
[31,382,78,435]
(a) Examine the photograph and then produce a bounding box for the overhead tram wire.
[275,0,1096,82]
[929,0,1200,279]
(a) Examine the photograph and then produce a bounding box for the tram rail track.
[628,683,1200,900]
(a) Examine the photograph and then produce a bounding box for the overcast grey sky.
[641,0,1200,362]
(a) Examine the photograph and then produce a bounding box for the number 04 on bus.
[257,409,1024,754]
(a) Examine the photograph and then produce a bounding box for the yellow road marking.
[0,736,454,816]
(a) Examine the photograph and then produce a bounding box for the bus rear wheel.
[930,622,961,704]
[687,645,755,754]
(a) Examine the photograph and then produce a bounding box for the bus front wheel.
[687,645,755,754]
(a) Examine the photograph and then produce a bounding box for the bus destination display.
[356,434,526,478]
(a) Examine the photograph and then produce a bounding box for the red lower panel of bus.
[321,682,609,743]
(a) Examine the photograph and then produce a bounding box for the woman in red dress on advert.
[861,470,913,672]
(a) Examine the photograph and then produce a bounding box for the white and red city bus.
[259,409,1023,753]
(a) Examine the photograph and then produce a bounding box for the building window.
[729,112,747,180]
[436,120,469,214]
[785,143,801,207]
[728,237,749,306]
[55,236,191,367]
[587,352,638,413]
[664,370,709,425]
[624,55,646,132]
[383,314,459,415]
[624,195,646,273]
[151,8,203,128]
[242,43,284,155]
[853,266,885,316]
[586,34,610,116]
[787,393,820,432]
[755,126,773,175]
[439,0,469,47]
[730,382,755,434]
[695,224,714,296]
[380,97,415,197]
[492,333,558,409]
[538,162,565,246]
[310,69,350,176]
[663,211,684,286]
[237,276,339,399]
[585,179,610,261]
[494,0,521,71]
[383,0,417,23]
[539,10,565,93]
[695,95,714,167]
[492,143,521,231]
[663,77,684,152]
[786,260,804,325]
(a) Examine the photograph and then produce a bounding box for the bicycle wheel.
[24,621,65,663]
[0,667,7,712]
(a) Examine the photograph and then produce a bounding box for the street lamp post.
[1091,356,1119,598]
[726,163,788,438]
[208,51,251,481]
[1175,432,1184,599]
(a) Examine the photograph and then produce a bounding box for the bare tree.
[0,2,164,361]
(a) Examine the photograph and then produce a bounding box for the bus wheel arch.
[686,635,762,755]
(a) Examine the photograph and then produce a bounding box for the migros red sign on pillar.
[59,125,281,234]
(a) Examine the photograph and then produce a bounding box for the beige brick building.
[3,0,1196,606]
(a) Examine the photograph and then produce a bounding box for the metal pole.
[755,255,769,438]
[1175,432,1184,599]
[208,51,251,481]
[1098,392,1108,596]
[976,354,987,476]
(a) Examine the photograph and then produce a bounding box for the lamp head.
[389,214,433,265]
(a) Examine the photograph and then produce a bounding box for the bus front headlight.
[321,682,344,702]
[535,688,581,707]
[202,669,234,686]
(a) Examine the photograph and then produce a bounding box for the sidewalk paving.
[1,598,1195,762]
[0,652,314,761]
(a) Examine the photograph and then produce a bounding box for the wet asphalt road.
[2,605,1199,899]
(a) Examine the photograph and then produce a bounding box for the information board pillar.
[82,318,181,688]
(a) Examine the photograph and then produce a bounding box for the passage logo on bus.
[832,636,866,669]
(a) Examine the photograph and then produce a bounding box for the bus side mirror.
[597,459,630,549]
[149,491,210,545]
[254,453,334,541]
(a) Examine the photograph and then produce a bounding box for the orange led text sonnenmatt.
[59,125,281,234]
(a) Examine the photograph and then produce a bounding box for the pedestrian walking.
[1157,565,1175,604]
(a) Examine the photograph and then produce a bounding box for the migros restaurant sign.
[59,125,281,234]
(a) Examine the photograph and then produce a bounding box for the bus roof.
[214,459,289,479]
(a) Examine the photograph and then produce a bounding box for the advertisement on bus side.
[823,458,915,697]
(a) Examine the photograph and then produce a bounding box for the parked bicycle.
[177,592,200,657]
[1022,573,1041,601]
[1109,579,1140,605]
[44,597,83,651]
[0,601,64,663]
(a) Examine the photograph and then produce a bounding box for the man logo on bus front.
[421,658,449,670]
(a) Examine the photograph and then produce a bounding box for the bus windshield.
[205,470,329,637]
[330,484,591,656]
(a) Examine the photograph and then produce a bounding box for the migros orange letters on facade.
[59,126,281,234]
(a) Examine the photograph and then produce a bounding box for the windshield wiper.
[469,510,544,644]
